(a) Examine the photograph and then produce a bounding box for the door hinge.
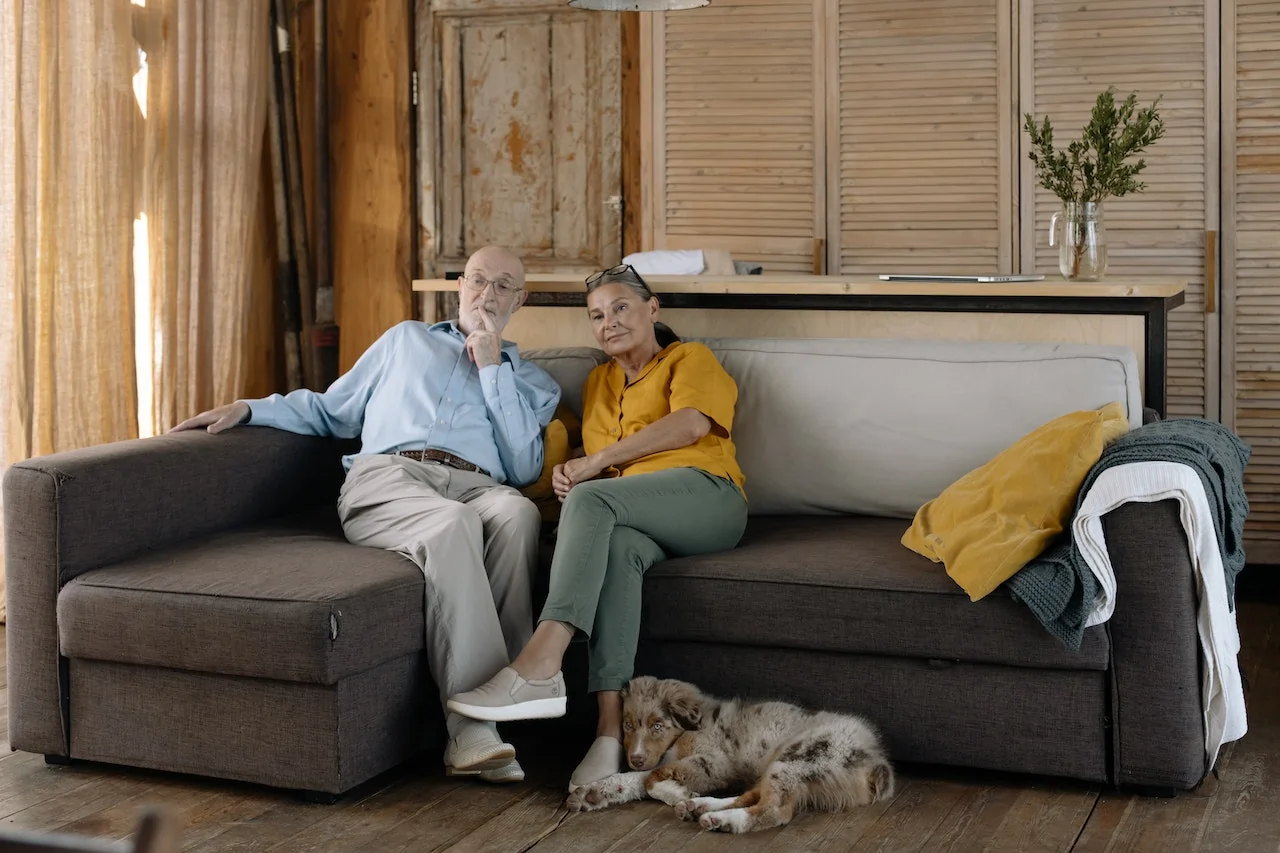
[412,71,419,107]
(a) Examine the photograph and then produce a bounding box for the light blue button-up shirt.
[243,320,561,487]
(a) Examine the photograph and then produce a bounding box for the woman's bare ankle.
[509,655,561,682]
[595,691,623,741]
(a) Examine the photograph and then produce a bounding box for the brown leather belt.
[397,449,490,478]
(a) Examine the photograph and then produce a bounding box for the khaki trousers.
[337,454,540,714]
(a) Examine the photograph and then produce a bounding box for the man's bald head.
[457,246,527,335]
[464,246,525,285]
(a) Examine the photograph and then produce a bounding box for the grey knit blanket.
[1005,417,1251,650]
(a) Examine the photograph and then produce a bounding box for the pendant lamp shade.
[568,0,709,9]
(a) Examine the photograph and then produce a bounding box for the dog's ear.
[620,675,655,703]
[660,680,704,731]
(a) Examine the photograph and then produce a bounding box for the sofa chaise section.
[3,428,441,795]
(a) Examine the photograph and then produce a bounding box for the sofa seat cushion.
[57,509,424,685]
[640,515,1109,671]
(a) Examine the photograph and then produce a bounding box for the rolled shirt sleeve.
[243,326,394,438]
[666,342,738,438]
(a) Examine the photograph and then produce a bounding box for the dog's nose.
[628,753,646,769]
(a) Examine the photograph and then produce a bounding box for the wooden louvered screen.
[1020,0,1217,418]
[1224,0,1280,563]
[834,0,1014,274]
[643,0,825,273]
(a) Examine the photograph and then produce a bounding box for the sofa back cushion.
[524,347,608,417]
[527,337,1142,519]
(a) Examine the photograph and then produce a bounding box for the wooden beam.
[621,11,641,258]
[329,0,414,373]
[414,274,1187,300]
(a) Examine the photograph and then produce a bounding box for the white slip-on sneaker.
[446,667,567,722]
[444,720,516,774]
[446,757,526,784]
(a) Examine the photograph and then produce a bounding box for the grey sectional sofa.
[3,337,1211,797]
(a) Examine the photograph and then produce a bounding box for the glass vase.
[1049,202,1107,281]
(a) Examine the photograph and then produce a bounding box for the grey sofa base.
[64,653,441,795]
[633,641,1111,785]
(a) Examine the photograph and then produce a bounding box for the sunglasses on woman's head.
[585,263,652,293]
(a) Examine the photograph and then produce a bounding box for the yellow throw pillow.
[521,419,570,501]
[901,401,1130,601]
[521,419,571,523]
[555,402,582,449]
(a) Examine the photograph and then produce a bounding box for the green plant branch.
[1024,86,1165,205]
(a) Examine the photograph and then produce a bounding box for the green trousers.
[539,467,748,693]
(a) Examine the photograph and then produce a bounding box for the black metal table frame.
[439,276,1185,417]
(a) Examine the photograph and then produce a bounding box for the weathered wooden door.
[416,0,622,281]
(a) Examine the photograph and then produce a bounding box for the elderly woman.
[447,263,748,789]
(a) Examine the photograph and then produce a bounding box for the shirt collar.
[607,341,678,392]
[430,319,521,364]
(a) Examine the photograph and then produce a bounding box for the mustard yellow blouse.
[581,341,746,492]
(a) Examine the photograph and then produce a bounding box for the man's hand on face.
[465,308,503,368]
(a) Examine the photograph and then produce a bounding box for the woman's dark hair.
[585,263,680,347]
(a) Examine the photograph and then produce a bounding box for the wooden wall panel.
[1223,0,1280,562]
[330,0,414,373]
[835,0,1013,275]
[431,5,621,276]
[643,0,826,273]
[290,0,413,377]
[1020,0,1216,418]
[443,17,556,255]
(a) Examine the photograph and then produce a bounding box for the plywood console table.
[412,275,1187,416]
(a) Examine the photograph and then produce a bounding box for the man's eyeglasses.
[461,273,522,298]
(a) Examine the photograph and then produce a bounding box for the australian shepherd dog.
[566,676,895,833]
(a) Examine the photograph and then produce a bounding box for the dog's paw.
[677,796,735,820]
[566,774,639,813]
[646,778,690,806]
[564,787,592,812]
[700,808,750,833]
[565,783,612,812]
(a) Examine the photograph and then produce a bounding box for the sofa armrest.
[3,426,351,756]
[1102,498,1207,790]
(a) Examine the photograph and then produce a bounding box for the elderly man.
[172,246,561,784]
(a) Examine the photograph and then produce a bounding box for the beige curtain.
[0,1,270,621]
[0,2,142,621]
[140,0,268,433]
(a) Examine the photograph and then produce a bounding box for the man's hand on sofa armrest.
[169,401,251,435]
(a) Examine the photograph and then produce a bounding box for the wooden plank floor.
[0,602,1276,852]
